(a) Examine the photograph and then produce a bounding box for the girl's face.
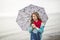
[32,14,38,21]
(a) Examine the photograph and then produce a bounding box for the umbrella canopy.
[16,4,48,31]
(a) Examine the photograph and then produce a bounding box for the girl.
[28,12,45,40]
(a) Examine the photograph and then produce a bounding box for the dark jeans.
[31,32,41,40]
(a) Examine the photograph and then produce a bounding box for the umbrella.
[16,4,48,31]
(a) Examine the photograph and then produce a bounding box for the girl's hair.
[30,12,42,25]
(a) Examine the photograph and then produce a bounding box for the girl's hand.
[32,24,39,30]
[32,24,36,28]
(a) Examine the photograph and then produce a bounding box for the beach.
[0,13,60,40]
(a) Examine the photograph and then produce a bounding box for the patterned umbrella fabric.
[16,4,48,31]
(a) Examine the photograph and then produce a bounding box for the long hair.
[30,12,42,26]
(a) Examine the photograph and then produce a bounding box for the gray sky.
[0,0,60,17]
